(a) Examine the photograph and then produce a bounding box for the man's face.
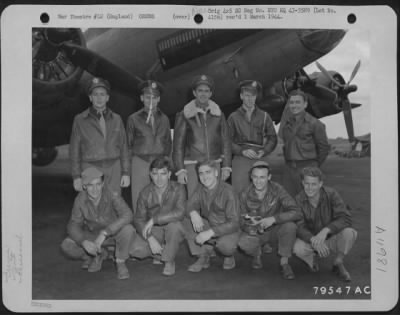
[288,94,307,115]
[198,164,218,189]
[141,93,160,111]
[193,84,212,105]
[302,175,323,198]
[84,177,104,200]
[251,167,271,191]
[150,167,170,189]
[240,90,257,109]
[89,87,109,111]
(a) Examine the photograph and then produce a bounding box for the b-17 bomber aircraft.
[32,27,364,166]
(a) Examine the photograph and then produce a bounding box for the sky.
[303,29,370,139]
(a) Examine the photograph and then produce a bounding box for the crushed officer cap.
[81,167,103,185]
[239,80,262,94]
[192,74,214,90]
[138,80,164,96]
[250,160,270,172]
[87,77,110,95]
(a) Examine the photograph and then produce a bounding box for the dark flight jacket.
[173,100,232,172]
[239,181,302,231]
[67,186,133,244]
[295,186,353,242]
[281,112,330,165]
[69,108,130,179]
[126,108,172,162]
[188,181,239,237]
[134,181,186,235]
[227,106,277,156]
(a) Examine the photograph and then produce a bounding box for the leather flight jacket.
[173,100,232,172]
[69,108,130,179]
[239,181,302,233]
[188,181,240,237]
[295,186,353,242]
[126,108,172,162]
[67,186,133,244]
[134,181,186,236]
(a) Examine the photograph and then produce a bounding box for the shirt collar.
[87,106,111,119]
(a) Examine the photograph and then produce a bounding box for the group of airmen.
[60,75,358,283]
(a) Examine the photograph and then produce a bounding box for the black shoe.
[280,263,295,280]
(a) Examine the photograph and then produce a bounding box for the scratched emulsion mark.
[3,234,23,284]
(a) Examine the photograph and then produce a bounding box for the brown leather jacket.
[295,186,353,242]
[173,100,232,171]
[126,108,172,162]
[69,108,130,179]
[227,106,277,156]
[134,181,186,235]
[281,112,330,165]
[67,186,133,244]
[239,181,301,232]
[188,181,239,236]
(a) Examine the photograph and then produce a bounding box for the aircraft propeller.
[315,60,361,144]
[296,69,337,102]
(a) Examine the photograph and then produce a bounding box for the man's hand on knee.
[190,211,204,232]
[195,229,215,245]
[148,236,163,255]
[82,240,98,256]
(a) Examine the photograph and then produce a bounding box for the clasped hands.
[82,230,108,256]
[310,228,331,258]
[242,149,265,160]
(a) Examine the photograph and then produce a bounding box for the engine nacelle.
[32,28,86,109]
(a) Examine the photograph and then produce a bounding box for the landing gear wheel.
[32,147,58,166]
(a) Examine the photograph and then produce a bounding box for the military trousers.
[183,217,240,257]
[130,156,151,214]
[238,221,297,258]
[60,224,135,261]
[129,221,185,262]
[293,227,358,268]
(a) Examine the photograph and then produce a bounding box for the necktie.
[98,111,106,138]
[245,107,253,122]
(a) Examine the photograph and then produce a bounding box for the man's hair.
[301,166,323,181]
[249,164,270,179]
[149,156,171,172]
[195,159,219,174]
[288,89,308,102]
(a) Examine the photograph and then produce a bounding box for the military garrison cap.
[87,77,111,95]
[138,80,164,96]
[81,167,103,185]
[239,80,262,94]
[191,74,214,90]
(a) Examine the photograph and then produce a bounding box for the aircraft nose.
[297,29,347,54]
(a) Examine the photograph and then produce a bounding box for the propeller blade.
[315,61,343,87]
[302,83,337,102]
[60,42,143,95]
[347,60,361,85]
[342,98,355,143]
